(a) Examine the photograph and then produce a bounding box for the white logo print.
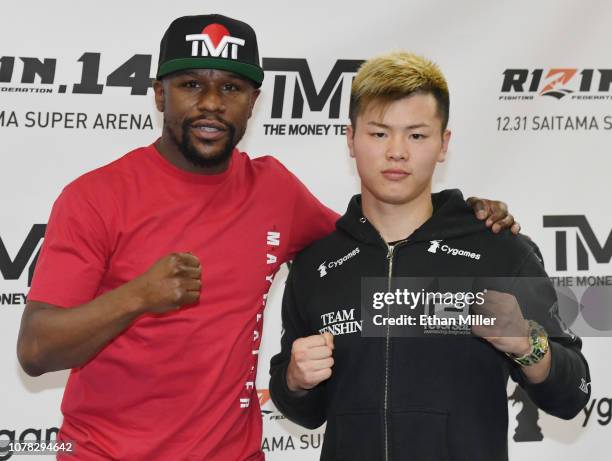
[579,378,591,394]
[319,308,362,336]
[428,240,442,253]
[318,247,360,277]
[186,24,245,59]
[427,240,481,260]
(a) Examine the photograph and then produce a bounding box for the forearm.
[517,341,590,419]
[521,347,552,384]
[286,369,309,396]
[269,362,327,429]
[18,280,146,376]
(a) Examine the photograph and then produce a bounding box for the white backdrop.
[1,1,610,459]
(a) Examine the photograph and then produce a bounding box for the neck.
[361,185,433,243]
[155,136,230,175]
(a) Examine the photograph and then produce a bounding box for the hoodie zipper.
[382,238,408,461]
[358,214,410,461]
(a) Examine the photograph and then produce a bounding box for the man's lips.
[189,119,228,141]
[381,169,410,181]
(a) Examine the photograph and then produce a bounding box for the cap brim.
[157,57,264,86]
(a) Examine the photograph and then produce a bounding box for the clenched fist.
[130,252,202,314]
[471,290,531,356]
[287,332,334,392]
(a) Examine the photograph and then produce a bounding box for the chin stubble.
[168,118,238,169]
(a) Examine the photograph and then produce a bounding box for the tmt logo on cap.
[186,24,245,59]
[156,14,264,86]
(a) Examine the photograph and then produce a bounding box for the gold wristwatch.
[507,320,549,367]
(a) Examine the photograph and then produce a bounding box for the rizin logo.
[428,240,442,253]
[500,68,612,101]
[317,247,360,278]
[538,68,577,99]
[186,24,245,59]
[427,240,481,260]
[258,389,285,421]
[258,389,271,409]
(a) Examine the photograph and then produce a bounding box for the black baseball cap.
[157,14,264,87]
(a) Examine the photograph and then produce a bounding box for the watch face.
[514,321,549,366]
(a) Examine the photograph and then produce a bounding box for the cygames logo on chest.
[317,247,360,278]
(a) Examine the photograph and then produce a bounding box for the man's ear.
[153,80,165,112]
[247,89,261,118]
[438,129,451,163]
[347,124,355,158]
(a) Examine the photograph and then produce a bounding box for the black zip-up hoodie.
[269,189,590,461]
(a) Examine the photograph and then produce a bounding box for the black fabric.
[270,189,590,461]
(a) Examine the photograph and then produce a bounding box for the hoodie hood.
[336,189,487,246]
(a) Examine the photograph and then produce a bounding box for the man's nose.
[386,134,408,161]
[197,88,224,113]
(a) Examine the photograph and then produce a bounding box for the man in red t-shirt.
[17,14,519,461]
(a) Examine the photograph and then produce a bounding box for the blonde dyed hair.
[349,51,450,130]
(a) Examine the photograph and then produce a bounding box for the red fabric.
[28,143,338,460]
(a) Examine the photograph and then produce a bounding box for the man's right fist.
[286,332,334,392]
[132,252,202,314]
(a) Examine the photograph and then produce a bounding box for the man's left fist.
[471,290,531,356]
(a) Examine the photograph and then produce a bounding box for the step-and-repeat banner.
[1,1,610,459]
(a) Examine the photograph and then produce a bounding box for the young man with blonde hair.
[269,52,590,461]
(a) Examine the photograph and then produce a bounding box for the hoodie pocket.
[391,408,450,461]
[335,411,383,461]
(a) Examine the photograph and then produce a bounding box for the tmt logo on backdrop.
[543,216,611,271]
[0,225,45,288]
[263,58,363,119]
[500,68,612,100]
[542,216,612,338]
[261,58,364,136]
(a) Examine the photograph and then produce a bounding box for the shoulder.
[63,146,148,195]
[53,146,149,219]
[243,153,319,206]
[291,230,353,275]
[488,230,542,259]
[470,229,546,273]
[249,153,284,168]
[247,154,299,182]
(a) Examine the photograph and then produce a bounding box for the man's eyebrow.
[366,121,430,129]
[227,73,252,83]
[366,121,389,128]
[175,70,255,88]
[176,70,202,78]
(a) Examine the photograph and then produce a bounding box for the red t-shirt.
[28,143,338,460]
